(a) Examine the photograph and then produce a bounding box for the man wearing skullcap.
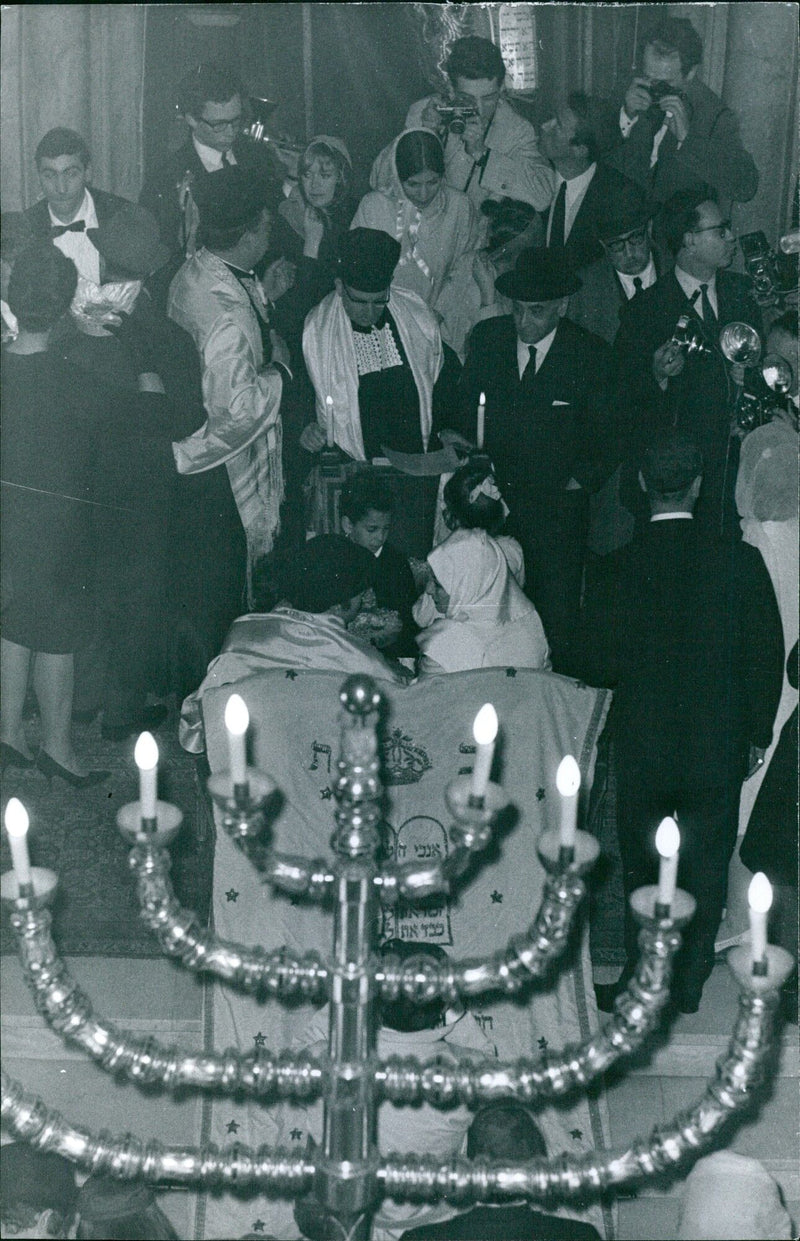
[677,1151,793,1239]
[302,227,460,462]
[0,1141,78,1238]
[168,166,292,608]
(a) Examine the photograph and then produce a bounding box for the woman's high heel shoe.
[35,750,110,788]
[0,742,36,770]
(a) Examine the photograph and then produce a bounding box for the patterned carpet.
[0,701,213,957]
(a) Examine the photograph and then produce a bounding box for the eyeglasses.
[690,220,733,238]
[199,113,243,133]
[603,226,649,255]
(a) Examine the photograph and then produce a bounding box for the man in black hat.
[168,166,292,614]
[459,248,613,673]
[301,227,460,463]
[591,431,782,1014]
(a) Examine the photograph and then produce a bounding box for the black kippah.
[339,228,401,293]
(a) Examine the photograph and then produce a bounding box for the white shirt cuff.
[619,107,637,138]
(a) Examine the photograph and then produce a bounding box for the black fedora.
[495,248,582,301]
[596,183,653,243]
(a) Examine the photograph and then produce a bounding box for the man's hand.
[653,339,686,386]
[658,94,690,143]
[269,330,291,372]
[462,111,488,160]
[300,422,327,452]
[261,257,296,303]
[472,251,497,305]
[624,78,654,119]
[745,745,767,779]
[303,205,325,259]
[420,95,448,133]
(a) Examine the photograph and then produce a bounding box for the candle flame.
[479,391,486,404]
[134,732,158,771]
[655,817,680,859]
[4,798,29,837]
[225,693,249,736]
[473,703,498,745]
[748,871,773,914]
[555,755,580,796]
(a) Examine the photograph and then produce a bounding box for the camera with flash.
[671,315,712,358]
[436,104,479,135]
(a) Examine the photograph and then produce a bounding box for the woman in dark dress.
[1,244,108,785]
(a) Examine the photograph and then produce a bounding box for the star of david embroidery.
[490,890,503,904]
[285,669,298,679]
[320,787,333,800]
[570,1128,583,1142]
[225,888,239,902]
[253,1031,266,1049]
[505,667,517,677]
[290,1128,303,1141]
[538,1036,548,1051]
[226,1119,240,1134]
[252,1221,266,1233]
[536,787,546,801]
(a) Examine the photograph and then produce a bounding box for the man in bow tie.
[25,127,131,285]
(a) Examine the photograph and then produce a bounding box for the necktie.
[696,282,716,324]
[524,344,537,378]
[549,181,567,249]
[632,276,643,297]
[51,219,86,238]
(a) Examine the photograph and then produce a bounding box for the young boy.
[339,474,419,658]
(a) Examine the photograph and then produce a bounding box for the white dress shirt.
[619,107,681,168]
[674,266,719,319]
[192,135,237,172]
[48,189,100,284]
[651,512,693,522]
[517,326,557,379]
[617,256,657,299]
[546,163,597,245]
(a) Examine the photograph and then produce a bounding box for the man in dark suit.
[606,16,758,206]
[595,433,783,1014]
[459,249,613,673]
[540,92,632,272]
[140,63,283,265]
[613,186,762,542]
[25,127,131,285]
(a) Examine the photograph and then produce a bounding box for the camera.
[671,315,712,358]
[436,104,479,135]
[647,79,686,104]
[739,230,797,307]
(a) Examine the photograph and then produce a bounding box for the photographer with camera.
[608,17,758,207]
[613,186,762,543]
[394,36,555,215]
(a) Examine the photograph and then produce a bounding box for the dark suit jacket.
[139,136,282,253]
[605,78,758,204]
[401,1203,601,1240]
[550,163,634,271]
[567,251,661,345]
[25,186,131,245]
[594,519,783,785]
[459,315,614,553]
[613,267,762,539]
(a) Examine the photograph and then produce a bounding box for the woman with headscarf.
[352,129,479,310]
[413,462,550,674]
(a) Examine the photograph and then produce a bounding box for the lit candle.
[225,693,249,787]
[555,756,580,849]
[4,798,31,887]
[325,395,334,449]
[748,872,772,964]
[134,732,158,821]
[476,391,486,450]
[470,703,498,800]
[655,817,680,910]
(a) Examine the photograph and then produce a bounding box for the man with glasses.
[302,228,459,463]
[614,187,762,542]
[607,17,758,206]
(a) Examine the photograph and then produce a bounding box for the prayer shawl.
[414,529,550,673]
[168,248,284,600]
[303,285,443,460]
[355,129,479,307]
[193,667,612,1240]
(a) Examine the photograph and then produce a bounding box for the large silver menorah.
[1,674,793,1241]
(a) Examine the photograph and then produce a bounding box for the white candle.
[134,732,158,820]
[325,395,334,449]
[655,817,680,908]
[470,703,498,798]
[476,391,486,450]
[748,872,772,963]
[4,798,31,886]
[225,694,249,786]
[555,756,580,848]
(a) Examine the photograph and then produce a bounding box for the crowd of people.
[0,17,798,1237]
